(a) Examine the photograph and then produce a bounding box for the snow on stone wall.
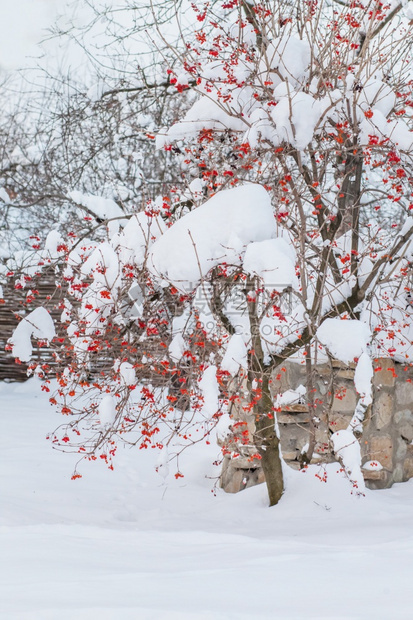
[220,358,413,493]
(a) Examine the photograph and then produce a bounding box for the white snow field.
[1,379,413,620]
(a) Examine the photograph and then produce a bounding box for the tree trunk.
[252,374,284,507]
[246,276,284,507]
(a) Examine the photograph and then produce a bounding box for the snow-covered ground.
[1,380,413,619]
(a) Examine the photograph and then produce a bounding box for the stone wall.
[220,358,413,493]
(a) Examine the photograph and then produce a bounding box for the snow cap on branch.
[148,184,276,290]
[9,307,55,362]
[243,237,298,292]
[221,334,248,376]
[317,319,371,364]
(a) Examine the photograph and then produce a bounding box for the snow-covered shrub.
[9,0,413,506]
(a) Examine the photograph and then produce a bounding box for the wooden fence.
[0,273,64,381]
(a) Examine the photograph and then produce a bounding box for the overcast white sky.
[0,0,93,73]
[0,1,61,70]
[0,1,188,80]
